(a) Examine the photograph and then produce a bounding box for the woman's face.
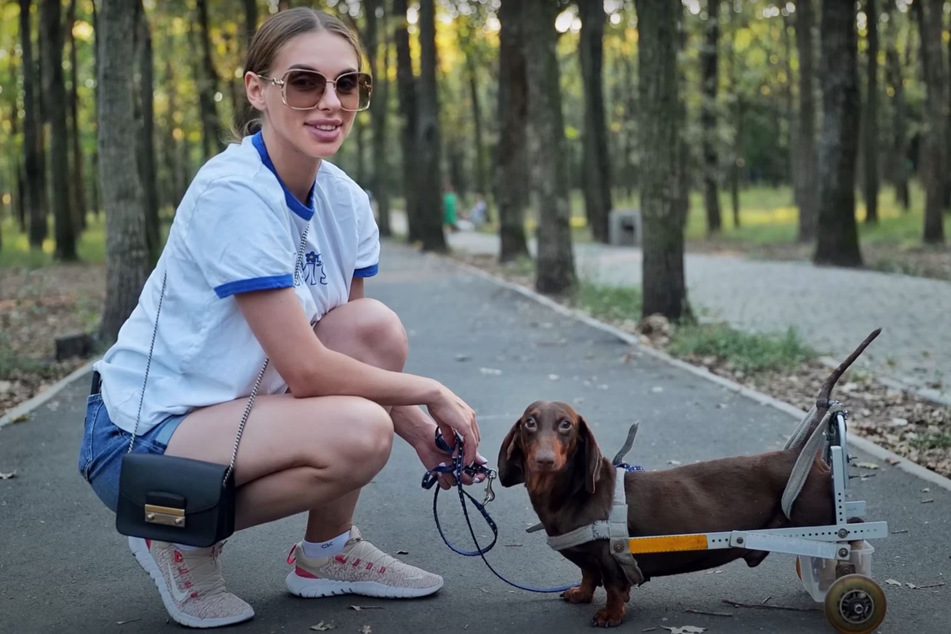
[250,30,361,160]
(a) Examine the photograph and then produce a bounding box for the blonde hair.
[234,8,365,138]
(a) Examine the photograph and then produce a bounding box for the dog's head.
[497,401,604,494]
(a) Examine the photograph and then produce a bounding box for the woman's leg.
[164,298,408,534]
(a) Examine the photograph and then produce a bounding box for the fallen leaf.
[454,354,471,362]
[661,626,705,634]
[668,460,682,466]
[310,622,335,631]
[884,579,902,586]
[548,374,560,380]
[349,606,383,612]
[885,456,901,465]
[396,550,409,555]
[905,583,918,589]
[479,367,502,376]
[921,499,934,504]
[922,488,930,493]
[0,471,16,480]
[855,461,879,470]
[116,619,141,626]
[11,413,30,424]
[360,626,372,634]
[651,386,664,393]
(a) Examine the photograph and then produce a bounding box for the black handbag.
[114,227,310,547]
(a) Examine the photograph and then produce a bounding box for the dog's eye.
[523,417,537,431]
[558,419,572,431]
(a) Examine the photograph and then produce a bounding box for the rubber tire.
[823,574,887,634]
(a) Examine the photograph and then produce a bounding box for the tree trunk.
[66,0,86,231]
[364,0,391,237]
[700,0,721,235]
[41,0,77,261]
[466,55,488,207]
[20,0,47,248]
[394,0,420,243]
[578,0,612,243]
[635,0,689,320]
[414,0,446,252]
[98,0,150,342]
[89,0,101,216]
[814,0,862,266]
[524,0,575,294]
[232,0,259,137]
[883,0,909,211]
[794,0,818,242]
[196,0,223,159]
[914,0,947,244]
[863,0,879,224]
[726,2,741,227]
[496,0,530,263]
[135,1,159,263]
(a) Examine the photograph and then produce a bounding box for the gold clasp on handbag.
[145,503,186,528]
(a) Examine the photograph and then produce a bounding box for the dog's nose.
[534,451,556,469]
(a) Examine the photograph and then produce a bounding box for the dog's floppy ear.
[497,420,525,487]
[579,416,603,494]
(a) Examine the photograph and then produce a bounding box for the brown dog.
[498,329,880,627]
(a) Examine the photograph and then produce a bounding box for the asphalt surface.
[446,229,951,405]
[1,242,949,633]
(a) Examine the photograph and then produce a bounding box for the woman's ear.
[497,420,525,487]
[245,71,268,112]
[578,416,603,494]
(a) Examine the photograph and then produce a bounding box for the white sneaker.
[286,526,444,599]
[128,537,254,628]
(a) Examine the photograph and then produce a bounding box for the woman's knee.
[331,397,394,469]
[317,298,408,371]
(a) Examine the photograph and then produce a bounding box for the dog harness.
[543,465,645,586]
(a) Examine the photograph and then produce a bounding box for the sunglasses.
[257,69,372,112]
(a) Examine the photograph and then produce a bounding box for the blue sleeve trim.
[214,274,294,298]
[354,264,379,278]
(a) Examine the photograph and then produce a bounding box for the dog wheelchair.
[622,405,889,633]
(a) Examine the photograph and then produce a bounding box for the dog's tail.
[789,328,881,453]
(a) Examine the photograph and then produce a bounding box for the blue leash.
[421,429,577,594]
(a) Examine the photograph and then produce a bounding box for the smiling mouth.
[308,123,340,132]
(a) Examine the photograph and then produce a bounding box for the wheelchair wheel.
[823,574,886,634]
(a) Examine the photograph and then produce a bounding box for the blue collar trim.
[251,131,316,221]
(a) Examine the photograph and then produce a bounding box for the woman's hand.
[426,385,481,467]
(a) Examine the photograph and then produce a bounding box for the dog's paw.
[592,607,624,628]
[561,587,594,604]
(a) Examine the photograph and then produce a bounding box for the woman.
[78,8,483,628]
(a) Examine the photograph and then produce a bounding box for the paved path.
[446,229,951,404]
[1,243,949,633]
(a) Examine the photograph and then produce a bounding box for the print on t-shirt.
[301,250,328,286]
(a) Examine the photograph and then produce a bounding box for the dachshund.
[498,329,880,627]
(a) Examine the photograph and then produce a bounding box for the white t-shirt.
[97,132,380,434]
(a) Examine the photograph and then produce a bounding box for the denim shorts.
[78,393,187,513]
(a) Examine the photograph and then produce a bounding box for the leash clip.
[481,470,497,506]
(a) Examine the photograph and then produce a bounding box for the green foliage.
[668,323,815,373]
[910,432,951,451]
[0,331,46,380]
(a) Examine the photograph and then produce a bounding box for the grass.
[0,212,108,267]
[667,323,815,373]
[573,281,642,323]
[910,432,951,451]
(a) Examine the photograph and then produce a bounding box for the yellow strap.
[628,534,709,554]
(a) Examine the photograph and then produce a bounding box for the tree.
[495,0,530,263]
[364,0,392,237]
[914,0,947,244]
[415,0,447,252]
[98,0,150,342]
[814,0,862,266]
[195,0,224,160]
[19,0,47,248]
[635,0,690,320]
[882,0,909,210]
[524,0,575,294]
[66,0,86,231]
[135,1,159,263]
[794,0,818,242]
[863,0,879,225]
[700,0,721,235]
[394,0,420,243]
[41,0,77,260]
[578,0,612,243]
